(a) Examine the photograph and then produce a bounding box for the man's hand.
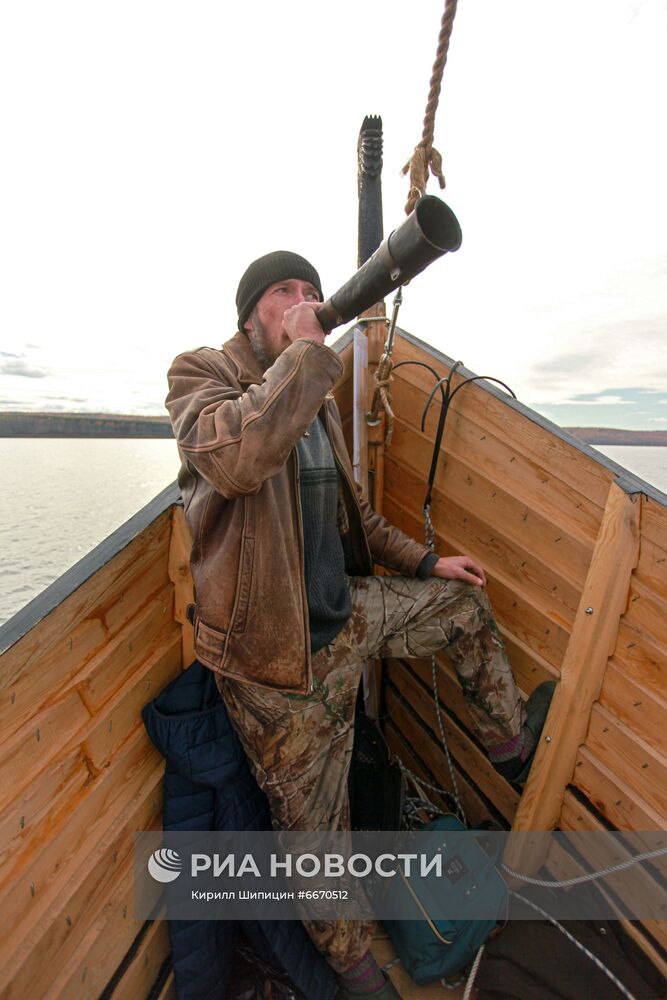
[431,555,487,587]
[283,302,326,347]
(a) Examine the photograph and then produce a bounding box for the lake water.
[1,439,666,628]
[0,439,181,627]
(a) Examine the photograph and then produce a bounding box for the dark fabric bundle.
[476,906,664,999]
[349,708,405,831]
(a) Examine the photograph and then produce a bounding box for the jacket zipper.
[292,446,314,693]
[321,402,373,572]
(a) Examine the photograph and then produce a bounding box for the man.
[166,251,553,999]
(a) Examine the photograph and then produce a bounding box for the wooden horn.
[316,195,462,332]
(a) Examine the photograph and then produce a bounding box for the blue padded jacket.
[142,660,337,1000]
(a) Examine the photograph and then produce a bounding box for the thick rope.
[402,0,459,215]
[368,353,395,444]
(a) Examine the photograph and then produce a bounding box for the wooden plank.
[388,416,594,586]
[571,747,664,831]
[559,790,667,967]
[383,497,571,670]
[584,705,667,821]
[641,494,667,550]
[613,621,666,700]
[75,584,175,714]
[443,411,605,547]
[385,455,581,626]
[37,850,148,1000]
[0,512,172,739]
[83,629,181,771]
[0,728,162,953]
[512,483,641,834]
[0,745,89,874]
[384,707,495,829]
[155,969,177,1000]
[102,544,172,636]
[389,338,614,507]
[2,625,176,870]
[499,627,559,691]
[0,549,170,744]
[387,384,604,549]
[0,755,164,995]
[623,577,667,652]
[0,619,106,745]
[109,919,171,1000]
[600,660,667,753]
[0,690,91,812]
[635,536,667,604]
[398,655,478,738]
[168,506,195,668]
[386,665,519,822]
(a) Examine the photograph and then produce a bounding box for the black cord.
[396,360,517,513]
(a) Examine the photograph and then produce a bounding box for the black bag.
[349,709,405,831]
[475,913,664,1000]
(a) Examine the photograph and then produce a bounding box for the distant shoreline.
[0,412,666,445]
[566,427,667,447]
[0,412,174,438]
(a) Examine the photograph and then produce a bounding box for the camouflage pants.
[218,575,524,973]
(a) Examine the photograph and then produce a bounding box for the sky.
[1,0,666,430]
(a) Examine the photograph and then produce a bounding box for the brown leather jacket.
[166,330,433,693]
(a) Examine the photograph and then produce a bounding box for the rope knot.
[401,142,446,215]
[368,352,395,445]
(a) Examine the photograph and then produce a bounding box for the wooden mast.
[354,115,387,510]
[355,115,387,718]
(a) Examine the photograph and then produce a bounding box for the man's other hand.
[431,555,487,587]
[283,302,326,347]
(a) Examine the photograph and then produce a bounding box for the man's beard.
[245,312,277,371]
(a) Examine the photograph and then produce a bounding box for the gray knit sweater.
[296,416,352,653]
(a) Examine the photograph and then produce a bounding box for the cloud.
[0,359,50,378]
[541,387,664,406]
[558,395,632,406]
[530,352,602,377]
[530,384,667,431]
[0,351,23,358]
[526,314,667,395]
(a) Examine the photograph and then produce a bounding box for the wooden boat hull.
[1,326,665,996]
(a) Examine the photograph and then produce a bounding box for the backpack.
[383,813,508,985]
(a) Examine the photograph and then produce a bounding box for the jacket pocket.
[195,618,227,664]
[231,534,255,634]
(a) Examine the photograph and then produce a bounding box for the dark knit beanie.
[236,251,323,331]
